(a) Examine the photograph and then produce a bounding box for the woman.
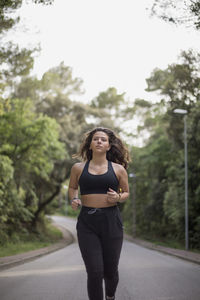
[68,127,130,300]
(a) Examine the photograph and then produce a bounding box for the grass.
[124,227,200,253]
[146,237,185,249]
[132,234,200,253]
[148,238,200,254]
[0,221,63,258]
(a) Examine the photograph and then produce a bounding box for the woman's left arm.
[107,164,129,204]
[117,166,129,203]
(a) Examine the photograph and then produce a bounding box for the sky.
[12,0,200,105]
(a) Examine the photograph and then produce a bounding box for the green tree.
[149,0,200,30]
[0,0,53,34]
[142,50,200,247]
[12,63,120,216]
[91,87,125,110]
[0,0,54,95]
[123,99,173,239]
[122,50,200,249]
[13,62,121,154]
[0,97,65,237]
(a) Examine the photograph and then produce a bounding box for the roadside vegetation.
[0,218,63,257]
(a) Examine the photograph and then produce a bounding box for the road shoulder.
[0,224,74,271]
[125,234,200,265]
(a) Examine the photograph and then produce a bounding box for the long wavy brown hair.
[73,127,130,169]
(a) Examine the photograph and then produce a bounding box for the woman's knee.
[104,269,119,281]
[88,269,104,282]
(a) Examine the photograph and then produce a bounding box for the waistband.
[81,205,118,215]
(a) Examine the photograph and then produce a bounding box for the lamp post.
[63,185,68,216]
[173,108,188,250]
[129,173,136,238]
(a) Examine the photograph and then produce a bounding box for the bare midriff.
[81,194,116,208]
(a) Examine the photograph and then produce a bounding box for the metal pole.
[184,115,189,250]
[129,173,136,238]
[132,177,136,238]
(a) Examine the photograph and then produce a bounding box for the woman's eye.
[93,137,108,142]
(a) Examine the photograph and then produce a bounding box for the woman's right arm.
[68,163,82,210]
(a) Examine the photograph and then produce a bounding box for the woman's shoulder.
[111,161,126,172]
[71,161,86,173]
[111,162,128,182]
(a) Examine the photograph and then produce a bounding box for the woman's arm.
[68,163,82,210]
[107,164,129,204]
[117,166,129,203]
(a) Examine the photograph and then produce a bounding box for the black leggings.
[76,205,123,300]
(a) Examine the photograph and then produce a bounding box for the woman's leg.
[77,206,123,300]
[102,207,123,299]
[77,213,104,300]
[103,235,123,298]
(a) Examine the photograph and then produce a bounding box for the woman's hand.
[71,198,82,210]
[107,188,119,204]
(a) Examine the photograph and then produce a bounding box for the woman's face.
[90,131,110,153]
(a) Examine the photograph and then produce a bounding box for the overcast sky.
[12,0,199,105]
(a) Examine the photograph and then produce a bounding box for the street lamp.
[129,173,136,238]
[173,108,188,250]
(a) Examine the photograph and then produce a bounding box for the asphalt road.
[0,216,200,300]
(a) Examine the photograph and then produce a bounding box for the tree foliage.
[1,61,120,233]
[124,50,200,249]
[0,0,54,95]
[0,97,65,242]
[150,0,200,30]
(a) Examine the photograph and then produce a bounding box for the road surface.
[0,216,200,300]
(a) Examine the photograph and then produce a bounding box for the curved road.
[0,216,200,300]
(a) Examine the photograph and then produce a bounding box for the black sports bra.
[79,160,119,195]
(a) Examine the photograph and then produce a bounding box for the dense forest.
[0,0,200,249]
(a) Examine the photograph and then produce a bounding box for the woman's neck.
[91,154,107,165]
